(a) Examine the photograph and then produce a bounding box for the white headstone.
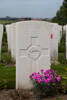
[6,25,11,52]
[46,23,62,60]
[63,25,66,32]
[58,25,62,43]
[10,23,16,60]
[50,24,61,60]
[16,21,50,89]
[0,24,3,60]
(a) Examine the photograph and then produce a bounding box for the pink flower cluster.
[29,69,61,84]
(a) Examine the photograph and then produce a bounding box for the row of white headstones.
[0,21,66,89]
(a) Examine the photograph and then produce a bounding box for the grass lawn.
[51,64,67,93]
[0,63,16,89]
[0,20,18,25]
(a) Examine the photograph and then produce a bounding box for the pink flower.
[49,75,53,78]
[43,72,46,75]
[44,78,51,83]
[56,76,61,82]
[40,69,44,72]
[45,74,50,77]
[34,72,37,75]
[42,78,46,82]
[33,75,37,80]
[44,79,49,83]
[37,74,42,78]
[50,69,55,73]
[46,70,50,73]
[29,75,32,79]
[37,78,42,83]
[52,79,55,82]
[47,78,52,82]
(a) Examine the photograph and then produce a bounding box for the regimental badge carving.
[28,46,41,60]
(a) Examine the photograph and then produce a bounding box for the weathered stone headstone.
[16,21,50,89]
[57,25,62,43]
[46,23,62,61]
[0,24,3,60]
[6,25,11,52]
[6,24,16,60]
[10,23,16,60]
[63,25,66,32]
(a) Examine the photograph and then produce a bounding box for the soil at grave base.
[0,89,36,100]
[0,89,67,100]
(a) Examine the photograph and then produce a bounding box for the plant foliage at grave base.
[58,33,67,64]
[51,64,67,94]
[2,32,7,45]
[1,52,14,64]
[1,46,8,53]
[0,80,15,89]
[29,69,61,98]
[58,53,67,64]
